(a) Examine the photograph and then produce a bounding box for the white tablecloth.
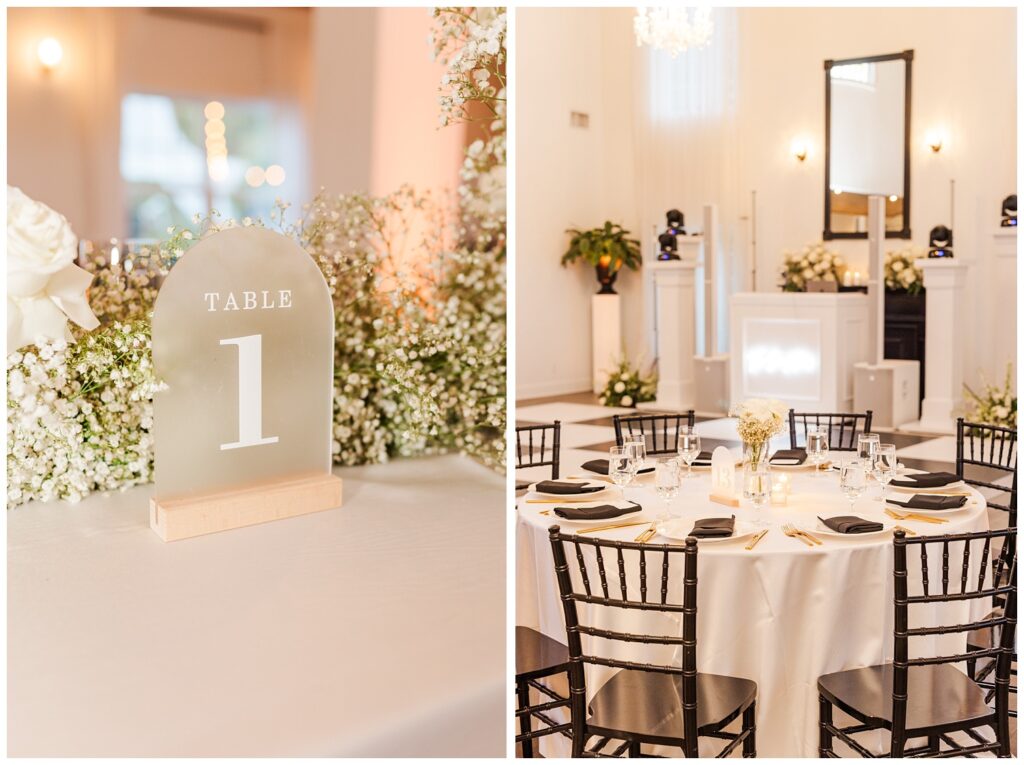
[9,455,505,757]
[516,468,990,757]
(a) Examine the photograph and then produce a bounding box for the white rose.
[802,267,815,280]
[7,186,99,350]
[614,381,625,393]
[900,269,915,286]
[621,395,633,407]
[891,261,904,272]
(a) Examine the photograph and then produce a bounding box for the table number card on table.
[150,227,342,541]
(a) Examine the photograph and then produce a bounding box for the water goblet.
[654,458,681,520]
[624,434,647,486]
[677,427,701,479]
[807,425,830,475]
[840,459,868,513]
[609,446,635,491]
[872,444,898,502]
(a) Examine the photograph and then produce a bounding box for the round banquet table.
[516,465,991,757]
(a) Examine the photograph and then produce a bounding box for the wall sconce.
[37,37,63,72]
[791,137,809,162]
[925,130,944,153]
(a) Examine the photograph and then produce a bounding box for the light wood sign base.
[150,473,343,542]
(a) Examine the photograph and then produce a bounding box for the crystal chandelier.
[633,7,714,58]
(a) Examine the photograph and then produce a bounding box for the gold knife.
[745,529,769,550]
[526,498,603,504]
[798,529,824,546]
[576,521,650,535]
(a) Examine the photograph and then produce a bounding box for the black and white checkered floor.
[516,391,961,478]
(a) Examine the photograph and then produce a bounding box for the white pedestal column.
[591,294,621,393]
[914,259,969,434]
[651,261,697,410]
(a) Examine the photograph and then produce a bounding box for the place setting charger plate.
[654,518,763,545]
[538,502,647,526]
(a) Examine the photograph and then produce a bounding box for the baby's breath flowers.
[729,398,789,465]
[7,322,157,506]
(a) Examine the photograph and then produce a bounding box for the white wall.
[734,6,1016,392]
[9,8,464,242]
[516,6,1016,398]
[516,7,642,399]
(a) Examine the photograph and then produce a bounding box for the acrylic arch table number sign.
[150,227,343,541]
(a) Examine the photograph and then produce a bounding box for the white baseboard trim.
[516,377,593,400]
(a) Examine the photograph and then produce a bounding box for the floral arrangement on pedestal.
[780,242,845,292]
[598,358,657,408]
[963,363,1016,429]
[7,7,507,508]
[729,398,789,467]
[884,246,925,294]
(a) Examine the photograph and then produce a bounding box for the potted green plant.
[561,221,642,294]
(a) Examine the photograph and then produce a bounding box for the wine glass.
[840,459,868,512]
[609,446,635,490]
[807,425,830,475]
[873,444,898,502]
[743,462,771,509]
[677,427,701,479]
[654,459,681,520]
[624,433,647,486]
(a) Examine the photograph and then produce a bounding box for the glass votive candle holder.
[770,473,790,505]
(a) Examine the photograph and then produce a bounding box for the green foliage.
[562,222,642,274]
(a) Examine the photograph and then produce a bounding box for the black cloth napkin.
[817,515,885,534]
[689,515,735,538]
[890,471,960,489]
[515,479,532,491]
[581,459,654,476]
[692,451,713,466]
[888,494,968,511]
[553,502,641,521]
[770,449,807,465]
[535,480,604,495]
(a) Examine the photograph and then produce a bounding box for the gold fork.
[782,523,815,547]
[782,524,823,548]
[885,508,947,524]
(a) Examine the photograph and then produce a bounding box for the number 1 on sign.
[220,334,279,451]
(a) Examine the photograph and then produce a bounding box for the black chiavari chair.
[957,417,1017,714]
[516,421,561,480]
[789,409,873,451]
[515,626,572,757]
[818,528,1017,757]
[548,528,757,758]
[613,411,696,456]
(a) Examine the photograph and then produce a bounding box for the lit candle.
[854,271,861,286]
[843,271,853,287]
[771,473,790,505]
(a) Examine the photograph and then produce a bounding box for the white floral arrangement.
[780,242,845,292]
[884,246,925,294]
[598,358,657,408]
[729,397,789,464]
[963,363,1016,429]
[7,7,506,508]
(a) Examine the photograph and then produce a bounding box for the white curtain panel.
[632,8,744,357]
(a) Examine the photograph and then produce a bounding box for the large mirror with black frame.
[824,50,913,239]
